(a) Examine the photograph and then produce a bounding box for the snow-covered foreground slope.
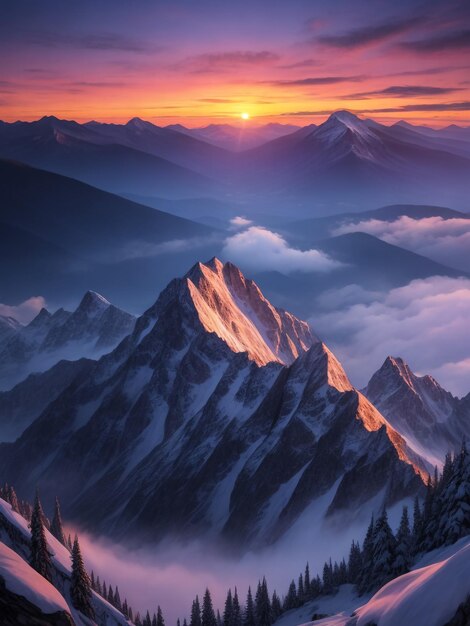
[0,498,130,625]
[0,259,426,550]
[291,538,470,626]
[364,356,470,467]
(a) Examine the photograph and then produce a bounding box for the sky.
[1,0,470,126]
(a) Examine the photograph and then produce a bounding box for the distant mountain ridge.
[1,111,469,211]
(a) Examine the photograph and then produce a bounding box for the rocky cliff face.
[364,356,470,467]
[0,260,425,551]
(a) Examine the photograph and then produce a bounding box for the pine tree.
[122,598,129,617]
[191,596,202,626]
[145,611,152,626]
[202,589,217,626]
[347,540,362,584]
[152,613,158,626]
[135,612,142,626]
[243,587,255,626]
[183,619,188,626]
[159,611,166,626]
[438,442,470,545]
[310,576,321,599]
[129,606,134,622]
[271,591,282,620]
[232,588,242,626]
[217,610,222,626]
[283,580,297,611]
[29,491,53,582]
[70,535,95,619]
[393,506,412,576]
[304,563,311,600]
[357,515,375,594]
[50,497,66,546]
[297,573,304,605]
[371,510,396,589]
[102,581,107,599]
[255,578,271,626]
[224,589,233,626]
[114,585,122,611]
[322,559,334,595]
[108,584,115,606]
[412,496,423,556]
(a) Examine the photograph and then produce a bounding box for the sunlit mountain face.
[0,2,470,626]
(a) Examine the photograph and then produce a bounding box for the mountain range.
[3,258,467,553]
[1,111,469,212]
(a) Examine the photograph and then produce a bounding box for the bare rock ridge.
[0,259,426,550]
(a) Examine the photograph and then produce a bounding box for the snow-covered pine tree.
[191,596,202,626]
[243,586,255,626]
[50,497,66,546]
[70,535,95,619]
[347,540,362,584]
[29,490,53,582]
[370,509,396,589]
[438,442,470,545]
[393,506,412,576]
[202,589,217,626]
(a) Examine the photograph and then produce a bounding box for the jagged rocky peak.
[26,307,51,329]
[367,356,455,415]
[76,289,110,317]
[180,257,316,365]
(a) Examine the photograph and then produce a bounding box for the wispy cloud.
[402,29,470,53]
[270,75,365,87]
[174,50,279,74]
[26,31,159,54]
[318,17,421,49]
[345,85,462,100]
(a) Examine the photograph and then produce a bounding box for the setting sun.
[241,112,250,120]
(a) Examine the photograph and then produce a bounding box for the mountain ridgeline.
[0,258,446,552]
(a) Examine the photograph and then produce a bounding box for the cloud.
[222,226,342,274]
[312,276,470,397]
[271,75,364,87]
[229,216,253,229]
[346,85,462,99]
[27,31,157,54]
[332,216,470,272]
[402,29,470,53]
[175,50,279,74]
[0,296,46,324]
[318,17,420,49]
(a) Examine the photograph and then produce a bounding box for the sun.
[241,112,250,120]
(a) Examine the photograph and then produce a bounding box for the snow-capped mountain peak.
[364,356,467,467]
[181,257,316,365]
[76,290,111,317]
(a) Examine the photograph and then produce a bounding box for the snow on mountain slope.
[0,542,70,615]
[364,357,469,467]
[0,260,427,551]
[0,498,130,626]
[353,538,470,626]
[183,258,316,365]
[0,314,22,342]
[0,291,135,392]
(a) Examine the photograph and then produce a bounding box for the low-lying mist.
[72,499,407,624]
